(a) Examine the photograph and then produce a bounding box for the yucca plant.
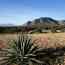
[0,34,65,65]
[41,47,65,65]
[0,34,45,65]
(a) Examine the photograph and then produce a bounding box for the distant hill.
[23,17,65,33]
[0,24,14,27]
[24,17,65,26]
[0,17,65,33]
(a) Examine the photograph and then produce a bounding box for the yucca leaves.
[0,34,45,65]
[0,34,65,65]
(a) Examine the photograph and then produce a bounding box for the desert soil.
[0,33,65,48]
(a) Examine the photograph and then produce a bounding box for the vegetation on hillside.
[0,17,65,33]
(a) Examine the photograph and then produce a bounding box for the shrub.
[0,34,45,65]
[0,34,65,65]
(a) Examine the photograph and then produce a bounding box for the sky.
[0,0,65,25]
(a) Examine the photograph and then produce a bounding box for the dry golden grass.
[0,33,65,48]
[0,33,17,48]
[31,33,65,48]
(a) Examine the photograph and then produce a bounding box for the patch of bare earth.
[0,33,65,48]
[31,33,65,48]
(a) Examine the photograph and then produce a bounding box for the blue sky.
[0,0,65,25]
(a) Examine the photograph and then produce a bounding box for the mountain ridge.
[24,17,65,27]
[0,17,65,33]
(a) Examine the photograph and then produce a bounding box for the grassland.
[0,33,65,48]
[31,33,65,48]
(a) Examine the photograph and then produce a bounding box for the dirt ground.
[31,33,65,48]
[0,33,65,48]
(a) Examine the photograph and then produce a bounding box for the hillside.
[25,17,65,26]
[24,17,65,33]
[0,17,65,33]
